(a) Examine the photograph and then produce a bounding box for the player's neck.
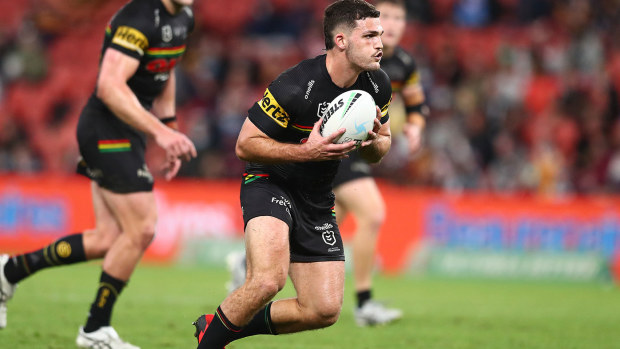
[325,51,363,88]
[161,0,183,15]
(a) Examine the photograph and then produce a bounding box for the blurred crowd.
[1,0,620,195]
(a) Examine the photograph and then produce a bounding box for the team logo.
[322,231,337,246]
[317,102,328,118]
[56,241,72,258]
[162,25,173,42]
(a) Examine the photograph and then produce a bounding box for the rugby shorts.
[76,106,153,193]
[240,174,345,262]
[332,151,372,188]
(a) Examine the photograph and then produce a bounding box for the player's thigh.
[98,187,158,236]
[90,181,122,235]
[289,261,345,314]
[334,177,385,220]
[245,216,290,281]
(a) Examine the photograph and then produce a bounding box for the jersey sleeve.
[403,59,420,88]
[247,71,303,141]
[107,1,154,60]
[375,69,392,124]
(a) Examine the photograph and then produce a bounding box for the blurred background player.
[225,0,428,327]
[331,0,428,326]
[0,0,197,347]
[193,1,392,348]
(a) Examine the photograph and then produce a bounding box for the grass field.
[1,262,619,349]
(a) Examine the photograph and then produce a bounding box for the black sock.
[357,289,372,308]
[83,271,126,333]
[197,306,241,349]
[197,303,277,349]
[234,301,277,340]
[3,233,86,284]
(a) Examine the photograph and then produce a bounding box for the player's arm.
[151,68,178,130]
[97,48,196,162]
[401,81,428,153]
[359,106,392,163]
[236,117,357,164]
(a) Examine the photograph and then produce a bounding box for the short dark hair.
[323,0,380,50]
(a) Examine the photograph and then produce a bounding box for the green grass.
[1,263,619,349]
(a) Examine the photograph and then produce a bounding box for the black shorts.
[332,151,372,188]
[76,105,153,193]
[240,174,345,263]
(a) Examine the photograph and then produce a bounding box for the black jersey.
[87,0,194,111]
[380,46,419,94]
[245,54,392,191]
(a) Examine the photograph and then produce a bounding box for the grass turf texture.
[1,263,618,349]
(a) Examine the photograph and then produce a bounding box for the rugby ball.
[320,89,377,145]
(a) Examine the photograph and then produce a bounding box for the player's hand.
[403,122,423,155]
[303,117,357,161]
[155,127,197,162]
[359,106,382,148]
[162,157,182,181]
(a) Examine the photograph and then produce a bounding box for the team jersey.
[87,0,194,111]
[245,54,392,191]
[380,46,419,94]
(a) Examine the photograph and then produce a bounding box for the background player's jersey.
[245,54,392,191]
[380,46,419,94]
[88,0,194,110]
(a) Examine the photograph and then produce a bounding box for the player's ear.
[335,33,346,50]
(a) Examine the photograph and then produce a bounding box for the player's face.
[345,17,384,71]
[377,3,406,49]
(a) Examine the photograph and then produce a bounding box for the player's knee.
[360,209,386,232]
[254,273,286,297]
[308,302,342,328]
[84,225,121,256]
[136,222,156,249]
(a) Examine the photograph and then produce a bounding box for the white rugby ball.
[320,89,377,145]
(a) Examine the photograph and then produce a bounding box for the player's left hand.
[162,157,182,181]
[359,106,382,148]
[403,122,423,155]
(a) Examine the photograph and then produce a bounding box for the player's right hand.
[303,118,357,161]
[155,127,197,162]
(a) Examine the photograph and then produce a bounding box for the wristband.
[405,104,429,118]
[160,116,177,125]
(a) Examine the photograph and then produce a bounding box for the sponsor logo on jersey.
[366,72,379,93]
[314,223,334,231]
[304,80,315,100]
[137,164,153,183]
[154,8,160,27]
[259,88,290,128]
[162,25,173,42]
[112,26,149,56]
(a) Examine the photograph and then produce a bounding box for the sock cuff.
[216,306,242,333]
[265,301,278,335]
[100,270,127,294]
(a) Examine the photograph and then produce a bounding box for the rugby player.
[0,0,196,347]
[225,0,428,327]
[331,0,428,326]
[193,1,392,348]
